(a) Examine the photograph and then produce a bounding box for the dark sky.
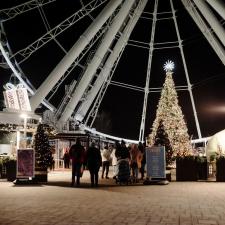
[0,0,225,141]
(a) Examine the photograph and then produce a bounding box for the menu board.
[146,146,166,179]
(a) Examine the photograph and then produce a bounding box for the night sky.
[0,0,225,141]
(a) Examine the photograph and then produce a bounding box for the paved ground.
[1,168,225,225]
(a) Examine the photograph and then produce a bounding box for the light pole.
[20,114,28,148]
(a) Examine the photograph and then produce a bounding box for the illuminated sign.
[17,148,35,178]
[146,146,166,179]
[3,83,31,111]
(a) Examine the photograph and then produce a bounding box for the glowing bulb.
[163,60,175,72]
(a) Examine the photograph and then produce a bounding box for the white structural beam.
[30,0,123,111]
[86,49,124,127]
[82,124,210,145]
[181,0,225,66]
[59,0,137,124]
[82,125,139,144]
[206,0,225,21]
[55,80,77,119]
[139,0,158,142]
[74,0,148,122]
[171,0,202,138]
[193,0,225,47]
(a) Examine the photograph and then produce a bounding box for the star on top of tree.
[163,60,175,72]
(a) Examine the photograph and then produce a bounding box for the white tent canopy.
[206,129,225,156]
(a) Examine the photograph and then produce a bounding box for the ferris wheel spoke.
[37,1,68,55]
[0,41,55,111]
[78,0,149,126]
[0,23,36,90]
[10,0,108,64]
[58,0,137,124]
[46,8,117,102]
[0,0,56,22]
[80,0,94,21]
[47,21,110,102]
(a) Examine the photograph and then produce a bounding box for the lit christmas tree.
[34,123,53,169]
[147,60,192,162]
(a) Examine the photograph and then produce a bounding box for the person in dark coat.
[138,142,146,180]
[86,141,102,187]
[63,149,70,168]
[69,138,85,187]
[116,140,130,160]
[115,140,122,159]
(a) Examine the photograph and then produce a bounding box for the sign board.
[146,146,166,179]
[17,149,35,178]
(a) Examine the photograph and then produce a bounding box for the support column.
[206,0,225,21]
[181,0,225,66]
[30,0,123,110]
[193,0,225,47]
[75,0,148,123]
[59,0,137,124]
[139,0,158,142]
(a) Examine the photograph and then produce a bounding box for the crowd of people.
[67,138,146,187]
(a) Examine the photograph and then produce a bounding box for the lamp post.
[20,114,28,148]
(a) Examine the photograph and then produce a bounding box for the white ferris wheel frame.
[0,0,225,143]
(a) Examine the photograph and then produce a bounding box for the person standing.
[86,141,102,187]
[120,140,130,160]
[110,144,117,178]
[69,138,85,187]
[63,149,70,168]
[101,144,111,179]
[130,143,139,181]
[115,140,122,159]
[138,142,146,180]
[115,140,130,160]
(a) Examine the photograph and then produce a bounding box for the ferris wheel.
[0,0,225,143]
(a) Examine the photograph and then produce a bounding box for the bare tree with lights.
[147,60,192,163]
